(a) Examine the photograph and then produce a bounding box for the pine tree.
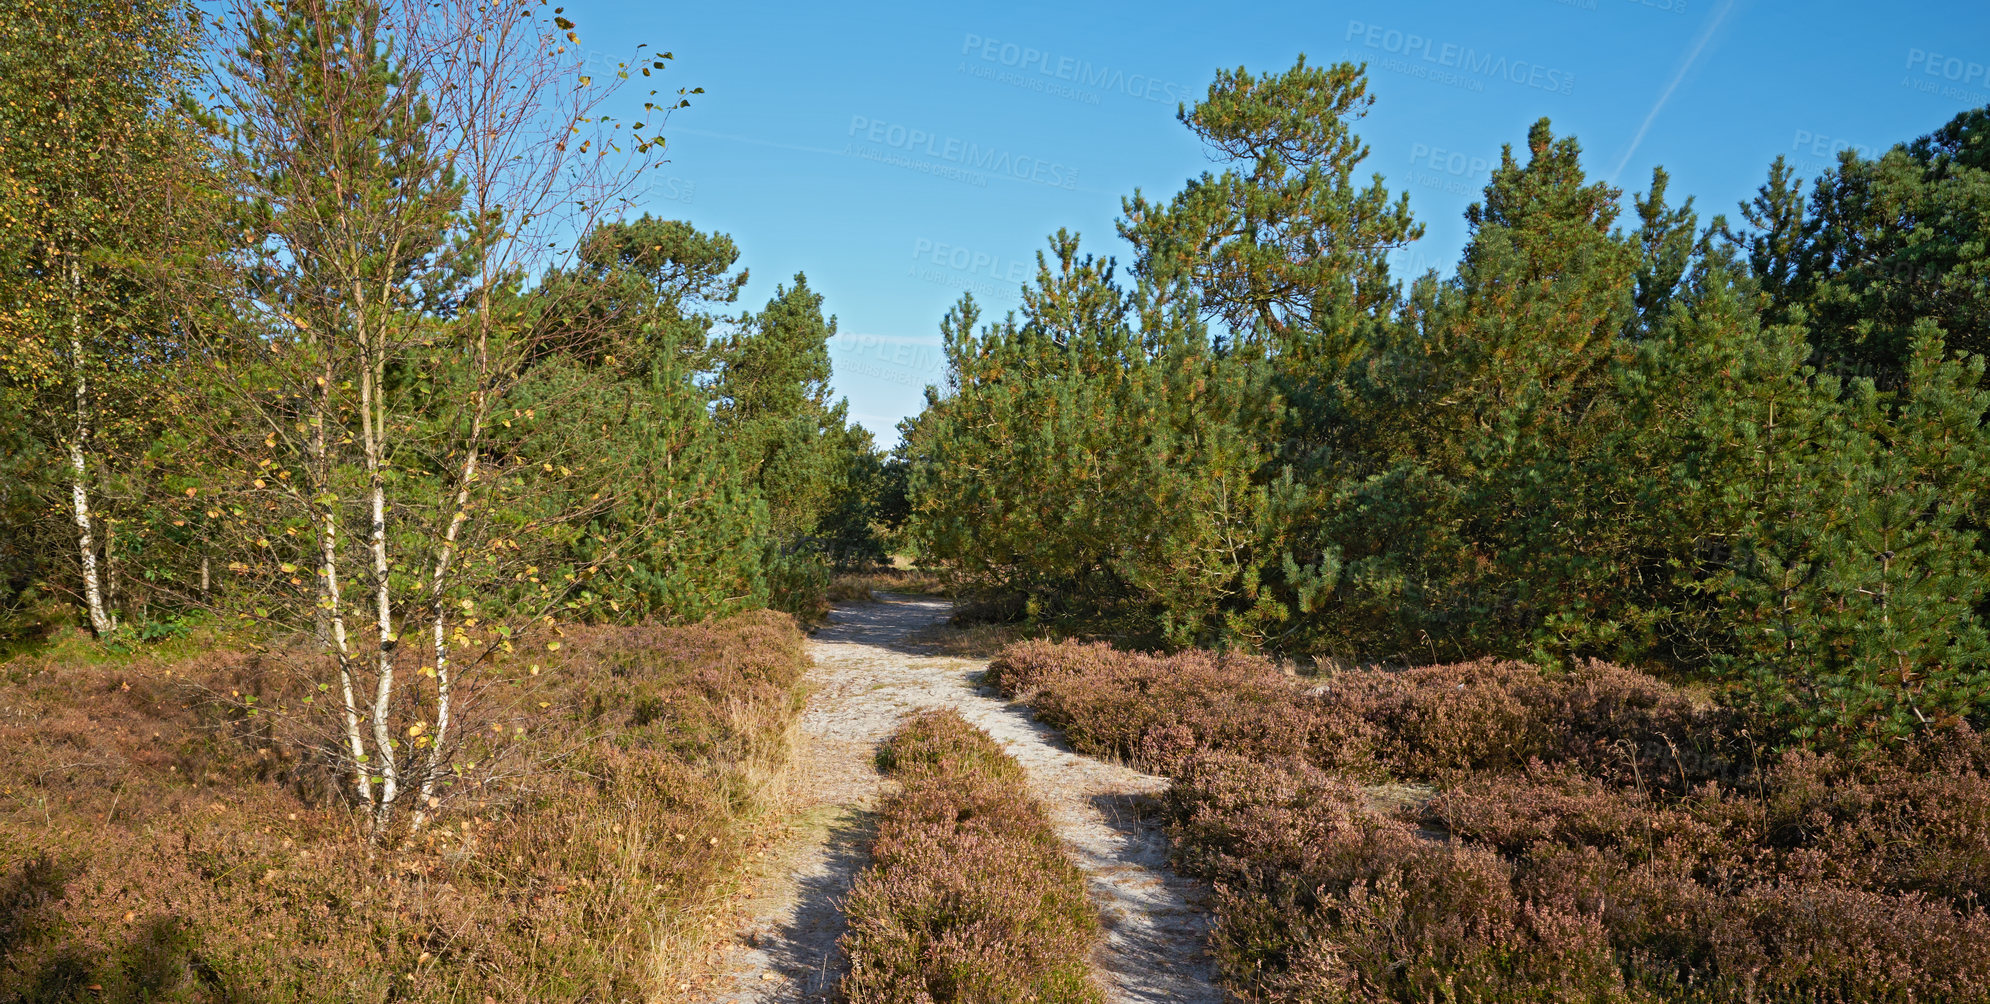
[1119,55,1420,370]
[522,218,767,622]
[1738,108,1990,386]
[908,235,1283,646]
[1731,154,1809,322]
[716,274,847,536]
[713,273,872,604]
[1626,166,1698,339]
[1313,119,1636,660]
[898,62,1990,739]
[562,214,750,366]
[1718,328,1990,743]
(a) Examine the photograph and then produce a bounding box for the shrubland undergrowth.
[0,611,808,1003]
[839,709,1101,1004]
[990,640,1990,1003]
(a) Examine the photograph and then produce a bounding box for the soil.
[700,592,1223,1003]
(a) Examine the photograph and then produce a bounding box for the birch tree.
[0,0,205,637]
[210,0,684,837]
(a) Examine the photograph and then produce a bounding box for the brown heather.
[0,610,808,1003]
[839,710,1102,1004]
[990,640,1990,1003]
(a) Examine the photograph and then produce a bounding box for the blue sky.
[573,0,1990,443]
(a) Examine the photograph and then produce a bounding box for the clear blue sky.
[572,0,1990,443]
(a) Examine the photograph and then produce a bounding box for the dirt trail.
[701,593,1223,1003]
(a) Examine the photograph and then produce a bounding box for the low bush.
[839,710,1101,1004]
[992,640,1990,1003]
[987,639,1379,776]
[0,610,809,1003]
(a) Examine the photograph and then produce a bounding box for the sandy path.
[701,593,1223,1003]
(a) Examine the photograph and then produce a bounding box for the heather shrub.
[997,638,1990,1003]
[0,610,809,1003]
[1177,751,1990,1003]
[1330,659,1564,778]
[989,639,1381,776]
[1170,754,1627,1002]
[1754,735,1990,910]
[996,641,1754,789]
[839,710,1101,1004]
[872,710,1023,783]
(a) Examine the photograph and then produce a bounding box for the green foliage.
[501,345,771,624]
[0,0,894,644]
[1766,107,1990,384]
[0,0,878,645]
[0,0,211,634]
[1716,329,1990,743]
[906,61,1990,744]
[714,274,849,536]
[1119,53,1420,366]
[516,218,772,623]
[1299,118,1638,662]
[559,213,751,367]
[908,233,1288,648]
[713,273,890,612]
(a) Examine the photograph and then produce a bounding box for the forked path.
[702,593,1223,1003]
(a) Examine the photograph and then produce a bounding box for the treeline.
[0,0,897,835]
[0,0,892,640]
[902,57,1990,745]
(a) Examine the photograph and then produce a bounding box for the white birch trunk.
[410,441,481,832]
[312,336,371,805]
[321,503,372,804]
[357,307,400,834]
[68,257,114,638]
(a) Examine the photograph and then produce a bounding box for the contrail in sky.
[1612,0,1739,182]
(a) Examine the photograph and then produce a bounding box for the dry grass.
[990,640,1990,1003]
[0,611,811,1003]
[902,620,1035,659]
[838,710,1102,1004]
[825,567,953,604]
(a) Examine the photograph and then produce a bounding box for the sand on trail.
[701,593,1224,1003]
